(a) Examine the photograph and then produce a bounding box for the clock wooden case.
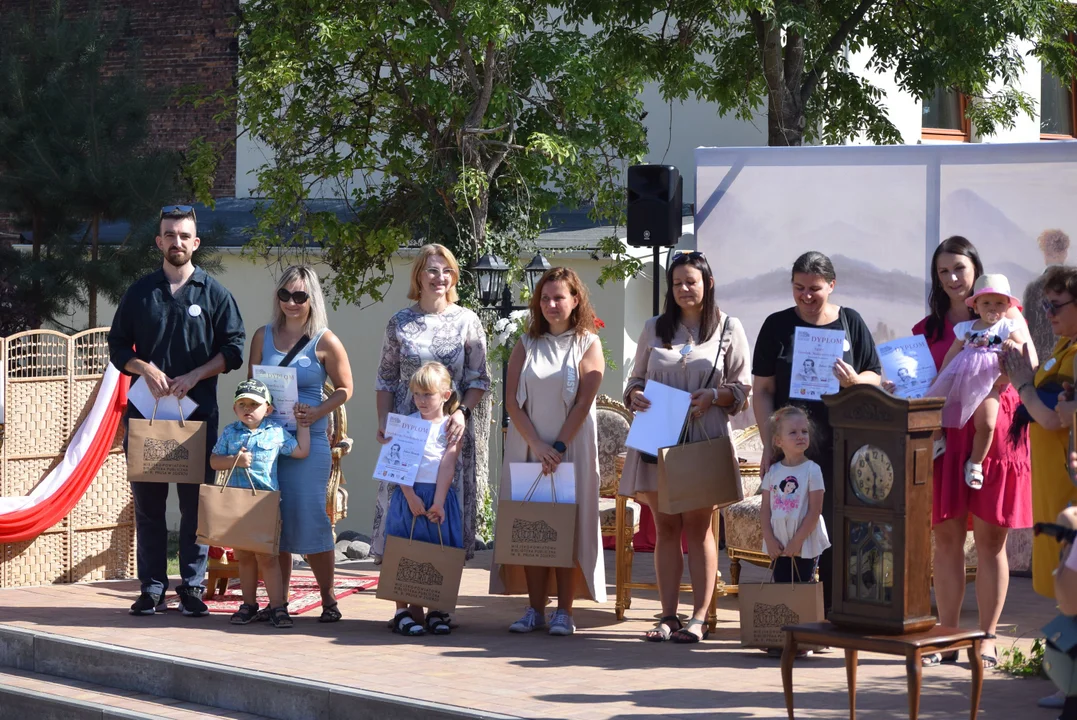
[823,385,944,635]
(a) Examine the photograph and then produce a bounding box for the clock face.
[850,444,894,505]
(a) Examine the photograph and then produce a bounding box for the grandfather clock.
[823,385,943,634]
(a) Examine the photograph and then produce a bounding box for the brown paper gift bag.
[126,398,207,484]
[738,570,824,649]
[196,460,281,555]
[657,421,743,515]
[493,471,577,569]
[376,518,465,612]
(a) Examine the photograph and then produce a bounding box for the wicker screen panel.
[1,329,136,588]
[71,525,136,583]
[2,531,69,587]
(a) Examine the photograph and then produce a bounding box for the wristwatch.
[552,441,567,454]
[459,405,472,421]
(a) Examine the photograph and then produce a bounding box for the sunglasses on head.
[672,250,706,263]
[161,204,195,216]
[277,288,310,304]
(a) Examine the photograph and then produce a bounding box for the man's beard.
[166,250,191,267]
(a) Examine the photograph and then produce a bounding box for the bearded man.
[108,205,246,617]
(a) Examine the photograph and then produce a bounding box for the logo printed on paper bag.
[752,601,801,645]
[511,519,558,544]
[141,438,191,477]
[393,557,444,604]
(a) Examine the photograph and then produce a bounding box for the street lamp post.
[472,252,552,432]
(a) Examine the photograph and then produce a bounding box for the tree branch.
[428,0,482,94]
[800,0,878,105]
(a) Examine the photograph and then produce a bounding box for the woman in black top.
[752,251,882,612]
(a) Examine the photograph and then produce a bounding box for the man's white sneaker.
[508,607,546,633]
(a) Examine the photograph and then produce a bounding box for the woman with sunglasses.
[246,265,354,622]
[752,251,881,617]
[909,237,1031,670]
[372,244,490,566]
[619,250,752,642]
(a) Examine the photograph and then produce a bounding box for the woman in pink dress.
[911,236,1032,668]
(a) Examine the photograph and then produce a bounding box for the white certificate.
[372,413,433,487]
[128,367,198,420]
[509,463,576,504]
[253,365,299,430]
[789,327,845,401]
[624,381,692,456]
[878,335,937,400]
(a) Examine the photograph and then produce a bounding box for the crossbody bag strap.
[678,314,732,444]
[279,334,310,368]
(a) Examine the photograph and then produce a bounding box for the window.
[922,87,969,141]
[1041,61,1076,138]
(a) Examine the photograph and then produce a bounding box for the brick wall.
[0,0,239,211]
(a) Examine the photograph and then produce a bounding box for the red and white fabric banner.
[0,365,129,543]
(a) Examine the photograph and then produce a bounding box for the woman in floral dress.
[372,244,490,560]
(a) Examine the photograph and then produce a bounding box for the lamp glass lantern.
[523,252,553,295]
[472,253,509,307]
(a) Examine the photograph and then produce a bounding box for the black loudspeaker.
[627,165,682,248]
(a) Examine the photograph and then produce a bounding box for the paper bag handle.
[148,395,187,427]
[407,515,445,548]
[522,470,557,504]
[219,450,256,494]
[761,559,811,587]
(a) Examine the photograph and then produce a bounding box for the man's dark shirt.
[108,267,245,421]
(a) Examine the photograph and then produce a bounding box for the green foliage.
[0,1,191,330]
[235,0,649,307]
[997,637,1045,678]
[564,0,1077,146]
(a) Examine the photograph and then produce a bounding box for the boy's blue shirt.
[212,418,298,491]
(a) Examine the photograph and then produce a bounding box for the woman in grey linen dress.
[491,267,606,637]
[246,265,354,622]
[619,251,752,642]
[372,244,490,561]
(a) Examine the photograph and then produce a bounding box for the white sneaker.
[933,435,946,460]
[1038,689,1066,709]
[509,607,546,633]
[548,610,575,636]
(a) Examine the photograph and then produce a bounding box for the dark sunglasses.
[1043,298,1076,316]
[161,204,195,216]
[277,288,310,304]
[671,250,706,263]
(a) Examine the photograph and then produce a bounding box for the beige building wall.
[75,246,660,537]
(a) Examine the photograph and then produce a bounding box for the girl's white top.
[762,459,832,559]
[411,414,449,486]
[955,317,1020,348]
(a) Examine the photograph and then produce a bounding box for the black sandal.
[230,602,260,625]
[922,651,959,666]
[426,611,452,635]
[319,601,342,623]
[643,615,683,642]
[671,618,709,643]
[981,633,999,669]
[269,605,293,629]
[391,610,425,636]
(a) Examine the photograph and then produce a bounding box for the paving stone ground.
[0,549,1064,719]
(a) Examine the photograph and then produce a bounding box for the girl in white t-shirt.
[760,406,830,586]
[383,362,463,637]
[926,273,1031,490]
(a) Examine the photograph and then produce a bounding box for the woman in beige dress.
[490,267,606,636]
[620,251,752,642]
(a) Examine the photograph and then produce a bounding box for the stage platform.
[0,549,1061,719]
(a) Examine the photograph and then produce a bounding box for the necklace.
[679,324,699,367]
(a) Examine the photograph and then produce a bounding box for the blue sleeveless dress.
[262,325,334,555]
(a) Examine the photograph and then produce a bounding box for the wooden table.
[780,621,986,720]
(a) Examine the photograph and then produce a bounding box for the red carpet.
[166,575,378,615]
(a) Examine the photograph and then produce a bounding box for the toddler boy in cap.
[210,378,310,628]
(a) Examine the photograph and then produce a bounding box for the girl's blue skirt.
[385,483,464,549]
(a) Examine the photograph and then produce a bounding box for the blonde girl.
[383,362,464,637]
